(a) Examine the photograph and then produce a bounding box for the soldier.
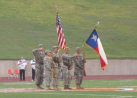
[74,47,86,89]
[52,46,61,89]
[62,47,73,89]
[43,50,52,90]
[32,44,45,89]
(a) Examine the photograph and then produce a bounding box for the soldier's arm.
[73,54,82,68]
[75,59,83,68]
[61,55,65,63]
[32,49,38,56]
[75,55,84,68]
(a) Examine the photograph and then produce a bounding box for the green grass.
[0,80,137,98]
[0,79,137,88]
[0,91,137,98]
[0,0,136,59]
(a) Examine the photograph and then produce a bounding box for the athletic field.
[0,77,137,98]
[0,0,136,98]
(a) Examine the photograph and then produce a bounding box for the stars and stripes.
[84,29,108,70]
[56,12,66,50]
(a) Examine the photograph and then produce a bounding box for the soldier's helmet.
[66,47,70,51]
[45,50,51,54]
[38,44,44,48]
[53,46,58,49]
[76,47,81,51]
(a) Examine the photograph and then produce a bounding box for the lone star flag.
[84,29,108,70]
[56,12,66,50]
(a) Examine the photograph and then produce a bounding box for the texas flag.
[84,29,108,70]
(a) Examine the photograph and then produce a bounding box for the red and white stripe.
[56,24,66,50]
[97,38,108,70]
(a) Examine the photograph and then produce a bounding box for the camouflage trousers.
[44,70,52,87]
[53,67,61,86]
[35,64,44,85]
[74,67,84,85]
[62,66,71,86]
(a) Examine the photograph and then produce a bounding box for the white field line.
[119,86,137,88]
[0,82,34,85]
[38,93,133,97]
[97,80,134,82]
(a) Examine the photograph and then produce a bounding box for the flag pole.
[79,22,100,58]
[74,44,84,61]
[56,6,67,51]
[81,22,99,52]
[56,6,62,64]
[74,22,100,68]
[95,21,99,30]
[56,6,59,50]
[56,6,58,13]
[79,44,85,53]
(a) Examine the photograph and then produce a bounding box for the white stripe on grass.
[119,86,137,88]
[0,82,34,85]
[38,93,133,97]
[98,80,134,82]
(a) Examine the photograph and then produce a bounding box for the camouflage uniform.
[62,49,73,89]
[43,50,52,89]
[52,46,61,89]
[74,47,85,89]
[32,45,45,86]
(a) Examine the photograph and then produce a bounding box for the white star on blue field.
[91,34,97,42]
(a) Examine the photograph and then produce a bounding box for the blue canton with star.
[85,29,99,49]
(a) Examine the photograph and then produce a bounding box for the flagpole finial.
[56,6,58,13]
[97,21,99,26]
[95,21,99,29]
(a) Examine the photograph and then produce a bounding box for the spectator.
[17,56,27,81]
[30,57,36,81]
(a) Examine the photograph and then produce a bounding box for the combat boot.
[46,86,52,90]
[79,85,84,89]
[36,84,40,89]
[67,85,72,89]
[39,85,44,89]
[76,84,81,89]
[53,85,56,90]
[36,84,44,89]
[56,85,60,89]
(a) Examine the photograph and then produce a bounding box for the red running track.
[1,75,137,82]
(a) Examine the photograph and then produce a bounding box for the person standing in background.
[30,57,36,81]
[18,56,27,81]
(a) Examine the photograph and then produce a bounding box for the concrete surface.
[0,59,137,77]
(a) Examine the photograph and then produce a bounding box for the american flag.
[56,12,66,50]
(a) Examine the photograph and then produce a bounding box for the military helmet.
[53,46,58,49]
[66,47,70,51]
[76,47,81,51]
[45,50,51,54]
[38,44,44,48]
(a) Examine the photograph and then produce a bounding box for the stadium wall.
[0,59,137,77]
